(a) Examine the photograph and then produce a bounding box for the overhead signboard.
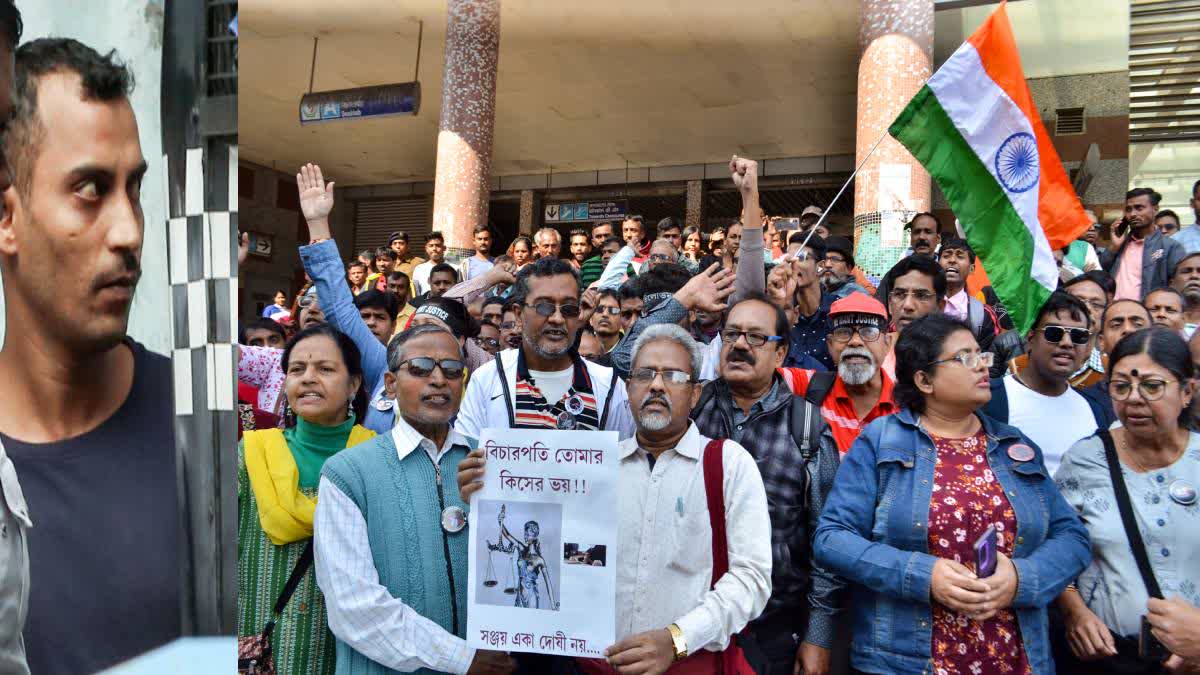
[299,82,421,125]
[544,200,627,224]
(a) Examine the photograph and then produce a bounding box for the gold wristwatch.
[666,623,688,661]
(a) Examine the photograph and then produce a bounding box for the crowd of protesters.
[237,157,1200,675]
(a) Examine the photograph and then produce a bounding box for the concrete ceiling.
[239,0,861,186]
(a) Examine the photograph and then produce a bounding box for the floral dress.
[927,431,1031,675]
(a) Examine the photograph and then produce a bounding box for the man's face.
[1065,280,1108,334]
[426,238,446,262]
[619,296,643,332]
[647,240,676,270]
[347,265,365,286]
[720,300,785,390]
[591,295,621,336]
[473,230,492,255]
[1145,290,1185,332]
[827,319,890,386]
[299,295,325,328]
[387,276,409,304]
[1172,256,1200,304]
[1156,215,1181,237]
[791,245,821,290]
[359,306,395,345]
[1027,309,1090,381]
[499,310,522,349]
[481,303,503,328]
[578,332,603,362]
[1125,194,1158,232]
[821,250,850,285]
[570,234,590,263]
[627,339,700,435]
[591,223,613,248]
[1100,300,1150,354]
[475,323,501,355]
[909,216,939,254]
[938,247,973,290]
[1084,219,1100,245]
[660,227,681,250]
[383,332,464,429]
[2,72,146,351]
[429,270,456,298]
[622,219,643,246]
[517,274,581,360]
[376,256,393,274]
[888,270,940,332]
[244,327,284,349]
[537,233,560,259]
[601,240,621,264]
[391,238,408,258]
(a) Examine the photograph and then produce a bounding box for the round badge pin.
[1007,444,1035,462]
[373,397,395,412]
[441,506,467,533]
[1168,479,1197,506]
[565,395,585,415]
[556,411,577,430]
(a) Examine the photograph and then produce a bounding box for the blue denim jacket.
[813,407,1090,674]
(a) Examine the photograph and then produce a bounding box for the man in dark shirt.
[0,38,179,673]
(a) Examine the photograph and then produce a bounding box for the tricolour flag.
[888,1,1090,334]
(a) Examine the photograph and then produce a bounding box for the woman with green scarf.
[239,324,375,674]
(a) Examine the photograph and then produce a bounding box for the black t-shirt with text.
[3,339,180,673]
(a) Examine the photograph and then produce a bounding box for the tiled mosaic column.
[433,0,501,257]
[685,179,705,230]
[853,0,933,281]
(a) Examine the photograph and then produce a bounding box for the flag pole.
[795,129,889,252]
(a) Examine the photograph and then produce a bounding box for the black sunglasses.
[396,357,466,379]
[528,302,582,318]
[1040,325,1090,346]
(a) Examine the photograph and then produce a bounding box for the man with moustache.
[566,228,591,271]
[578,221,614,287]
[690,293,842,675]
[937,237,999,351]
[1102,188,1186,300]
[0,37,180,672]
[1171,252,1200,337]
[778,295,897,454]
[817,236,867,299]
[1077,299,1153,427]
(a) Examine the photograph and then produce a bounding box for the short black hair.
[347,260,367,271]
[1099,299,1150,328]
[387,270,409,283]
[894,313,972,414]
[569,228,589,241]
[511,256,579,305]
[1108,327,1194,426]
[375,247,395,261]
[905,212,942,231]
[1126,187,1162,206]
[472,223,492,236]
[596,288,620,304]
[239,318,286,345]
[638,263,692,295]
[1156,209,1180,225]
[1145,286,1186,306]
[799,234,826,260]
[354,289,401,321]
[939,236,975,264]
[592,221,613,233]
[1063,269,1116,297]
[883,254,948,301]
[0,1,22,48]
[655,217,681,236]
[429,262,459,282]
[359,249,376,263]
[823,236,855,268]
[481,296,507,313]
[1032,290,1093,331]
[427,231,445,243]
[728,292,790,345]
[602,236,624,250]
[1173,252,1200,279]
[7,38,135,198]
[618,279,640,301]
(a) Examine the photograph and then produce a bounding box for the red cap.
[829,293,887,320]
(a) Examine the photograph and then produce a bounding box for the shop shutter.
[353,197,432,254]
[1130,0,1200,143]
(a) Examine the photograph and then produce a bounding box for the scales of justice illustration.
[481,505,559,611]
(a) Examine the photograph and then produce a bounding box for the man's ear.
[0,187,19,256]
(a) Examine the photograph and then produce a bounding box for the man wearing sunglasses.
[981,292,1110,476]
[455,257,636,442]
[588,289,623,355]
[315,324,516,675]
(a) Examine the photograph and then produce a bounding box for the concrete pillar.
[685,179,705,230]
[432,0,501,256]
[519,189,538,235]
[853,0,934,281]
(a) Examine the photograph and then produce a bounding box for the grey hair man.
[535,227,562,260]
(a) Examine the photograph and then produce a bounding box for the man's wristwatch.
[666,623,688,662]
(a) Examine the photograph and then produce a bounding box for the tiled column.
[432,0,500,257]
[685,179,705,230]
[853,0,933,281]
[519,189,538,235]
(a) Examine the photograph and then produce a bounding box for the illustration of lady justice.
[488,505,558,610]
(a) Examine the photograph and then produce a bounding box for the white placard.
[880,211,906,248]
[877,163,913,213]
[467,428,618,659]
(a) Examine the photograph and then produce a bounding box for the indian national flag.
[888,1,1089,334]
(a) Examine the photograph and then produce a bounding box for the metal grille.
[206,0,238,97]
[1130,0,1200,143]
[354,198,433,254]
[1055,107,1086,135]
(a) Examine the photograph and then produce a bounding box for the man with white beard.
[457,324,771,673]
[778,294,898,454]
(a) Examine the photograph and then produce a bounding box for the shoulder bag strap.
[493,353,517,428]
[1098,430,1164,599]
[598,372,616,430]
[701,438,728,589]
[804,371,837,407]
[262,539,315,639]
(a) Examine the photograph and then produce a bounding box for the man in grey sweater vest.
[314,325,516,674]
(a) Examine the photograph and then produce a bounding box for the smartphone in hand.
[974,525,998,578]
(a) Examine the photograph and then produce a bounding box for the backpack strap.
[790,395,823,462]
[803,371,837,407]
[700,438,728,588]
[492,353,517,428]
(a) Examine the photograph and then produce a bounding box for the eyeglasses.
[825,255,846,265]
[475,337,501,349]
[889,288,936,303]
[829,325,882,343]
[1040,325,1091,346]
[923,351,994,370]
[1108,379,1177,401]
[621,309,640,320]
[720,329,784,348]
[527,302,582,318]
[396,357,466,379]
[649,254,676,264]
[594,306,621,316]
[499,321,517,331]
[629,368,694,385]
[1075,298,1107,313]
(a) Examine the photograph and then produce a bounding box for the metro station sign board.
[299,82,421,125]
[544,199,627,223]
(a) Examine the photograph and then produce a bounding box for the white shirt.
[411,259,438,296]
[1002,374,1098,476]
[527,367,574,404]
[616,423,772,652]
[313,417,475,674]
